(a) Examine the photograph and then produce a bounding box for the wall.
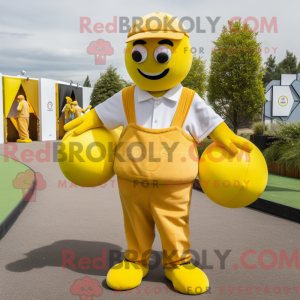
[1,77,93,143]
[264,78,300,123]
[82,87,92,110]
[39,78,56,141]
[287,103,300,123]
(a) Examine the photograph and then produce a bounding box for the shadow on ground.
[5,240,181,289]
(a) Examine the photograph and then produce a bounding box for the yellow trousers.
[17,117,30,140]
[118,177,193,268]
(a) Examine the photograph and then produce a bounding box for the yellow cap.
[17,95,25,100]
[126,12,189,43]
[66,97,72,101]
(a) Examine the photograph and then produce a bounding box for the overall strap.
[122,85,136,124]
[171,87,195,128]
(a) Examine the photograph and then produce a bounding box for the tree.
[263,51,300,87]
[83,75,91,87]
[263,55,279,87]
[277,50,298,74]
[182,56,207,99]
[121,78,134,87]
[207,20,265,133]
[90,65,125,107]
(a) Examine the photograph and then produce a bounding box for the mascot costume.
[16,95,32,143]
[71,100,92,119]
[59,12,267,295]
[62,96,75,124]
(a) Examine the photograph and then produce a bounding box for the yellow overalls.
[114,85,199,268]
[64,103,75,119]
[17,100,30,140]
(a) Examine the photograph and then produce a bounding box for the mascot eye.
[132,46,147,63]
[154,46,171,63]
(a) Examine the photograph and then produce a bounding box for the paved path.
[0,141,299,300]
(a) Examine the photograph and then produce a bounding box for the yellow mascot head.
[66,96,73,104]
[124,12,193,92]
[17,95,25,102]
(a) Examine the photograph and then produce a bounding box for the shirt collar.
[137,83,183,102]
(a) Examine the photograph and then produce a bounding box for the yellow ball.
[199,142,268,208]
[58,127,119,187]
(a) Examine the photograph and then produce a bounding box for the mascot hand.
[209,122,253,155]
[64,108,103,135]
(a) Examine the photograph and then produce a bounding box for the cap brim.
[126,31,185,43]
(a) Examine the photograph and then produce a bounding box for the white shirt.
[95,84,223,142]
[17,100,26,111]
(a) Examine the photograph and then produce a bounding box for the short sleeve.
[94,90,125,130]
[183,92,224,142]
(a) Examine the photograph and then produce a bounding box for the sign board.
[272,86,294,117]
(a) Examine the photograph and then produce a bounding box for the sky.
[0,0,298,87]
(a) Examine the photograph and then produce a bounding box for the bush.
[197,138,213,158]
[268,121,300,143]
[263,121,300,170]
[252,122,269,135]
[277,144,300,170]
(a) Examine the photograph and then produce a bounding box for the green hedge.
[263,121,300,170]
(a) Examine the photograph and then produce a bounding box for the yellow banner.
[3,77,21,118]
[22,79,39,118]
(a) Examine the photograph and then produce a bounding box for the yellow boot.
[23,138,32,143]
[165,263,209,295]
[106,260,148,290]
[17,138,32,143]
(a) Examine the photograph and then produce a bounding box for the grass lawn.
[261,173,300,209]
[0,155,31,224]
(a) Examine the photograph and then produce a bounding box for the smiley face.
[125,36,192,91]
